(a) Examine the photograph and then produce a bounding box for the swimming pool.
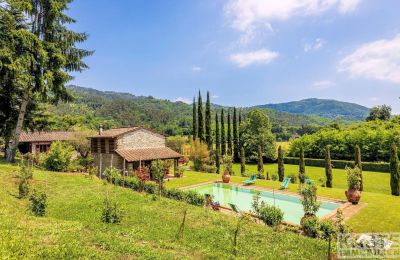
[189,183,341,224]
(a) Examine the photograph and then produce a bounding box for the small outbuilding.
[18,131,75,154]
[88,127,181,175]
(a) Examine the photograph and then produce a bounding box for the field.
[0,162,328,259]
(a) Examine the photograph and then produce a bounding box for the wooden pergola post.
[174,159,178,177]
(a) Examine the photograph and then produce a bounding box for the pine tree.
[233,107,239,162]
[6,0,92,162]
[240,146,245,175]
[325,145,332,188]
[354,145,363,191]
[221,109,226,156]
[192,97,197,140]
[215,112,221,174]
[299,147,306,183]
[205,91,212,149]
[278,145,284,182]
[227,110,232,156]
[390,143,399,196]
[197,91,205,142]
[257,146,264,173]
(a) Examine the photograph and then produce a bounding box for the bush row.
[283,157,389,173]
[112,175,205,206]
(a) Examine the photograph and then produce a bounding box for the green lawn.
[167,165,400,233]
[0,162,328,259]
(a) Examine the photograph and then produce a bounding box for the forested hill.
[48,86,344,136]
[257,98,370,121]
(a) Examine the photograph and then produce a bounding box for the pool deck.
[181,180,366,225]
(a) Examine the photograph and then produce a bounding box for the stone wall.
[116,129,165,149]
[93,152,124,174]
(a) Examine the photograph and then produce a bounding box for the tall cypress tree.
[227,110,232,156]
[221,108,226,156]
[205,91,212,149]
[354,145,363,191]
[278,145,284,182]
[233,107,239,162]
[257,145,264,173]
[325,145,332,188]
[192,97,197,140]
[215,112,221,174]
[240,146,245,175]
[197,91,205,142]
[238,110,242,148]
[299,147,306,183]
[390,143,400,196]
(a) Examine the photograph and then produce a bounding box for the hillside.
[0,163,328,259]
[49,86,339,136]
[257,98,370,121]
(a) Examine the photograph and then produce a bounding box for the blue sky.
[68,0,400,112]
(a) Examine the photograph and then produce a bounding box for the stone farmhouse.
[88,127,181,174]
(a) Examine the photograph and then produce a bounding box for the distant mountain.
[256,98,370,121]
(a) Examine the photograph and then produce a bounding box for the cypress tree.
[240,146,245,175]
[299,147,306,183]
[227,110,232,156]
[257,145,264,173]
[233,107,239,162]
[390,143,399,196]
[197,91,205,142]
[325,145,332,188]
[215,112,221,174]
[192,97,197,140]
[205,91,212,149]
[354,145,363,191]
[221,109,226,156]
[278,145,284,182]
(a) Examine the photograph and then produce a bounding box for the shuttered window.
[91,139,98,153]
[109,139,115,152]
[100,139,106,153]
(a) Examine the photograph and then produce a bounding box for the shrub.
[183,190,204,206]
[300,182,321,216]
[301,215,320,238]
[202,164,217,173]
[189,139,210,171]
[18,178,29,199]
[20,164,33,180]
[88,166,98,177]
[151,160,166,195]
[144,182,157,194]
[43,141,74,172]
[252,193,283,227]
[346,166,361,190]
[319,219,337,240]
[133,166,150,192]
[288,174,297,184]
[103,167,121,184]
[164,188,185,201]
[102,192,122,224]
[271,174,278,181]
[125,176,140,191]
[29,189,47,217]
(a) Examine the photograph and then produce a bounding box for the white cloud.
[304,38,325,52]
[229,49,279,67]
[174,97,192,104]
[311,80,335,90]
[192,66,202,72]
[338,34,400,84]
[225,0,361,32]
[211,95,219,99]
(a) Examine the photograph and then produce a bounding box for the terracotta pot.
[345,189,361,205]
[222,173,231,183]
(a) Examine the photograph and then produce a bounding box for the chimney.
[99,125,103,135]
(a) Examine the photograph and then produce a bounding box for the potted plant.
[345,166,362,204]
[222,155,233,183]
[300,182,321,226]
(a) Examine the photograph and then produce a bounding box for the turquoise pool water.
[189,183,340,224]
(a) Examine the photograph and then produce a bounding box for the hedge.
[283,157,389,173]
[109,175,205,206]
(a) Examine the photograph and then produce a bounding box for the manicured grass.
[167,168,400,233]
[0,163,328,259]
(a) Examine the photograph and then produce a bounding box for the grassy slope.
[166,165,400,233]
[0,163,327,259]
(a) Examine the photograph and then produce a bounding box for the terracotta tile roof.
[115,147,181,162]
[19,131,75,143]
[88,127,165,139]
